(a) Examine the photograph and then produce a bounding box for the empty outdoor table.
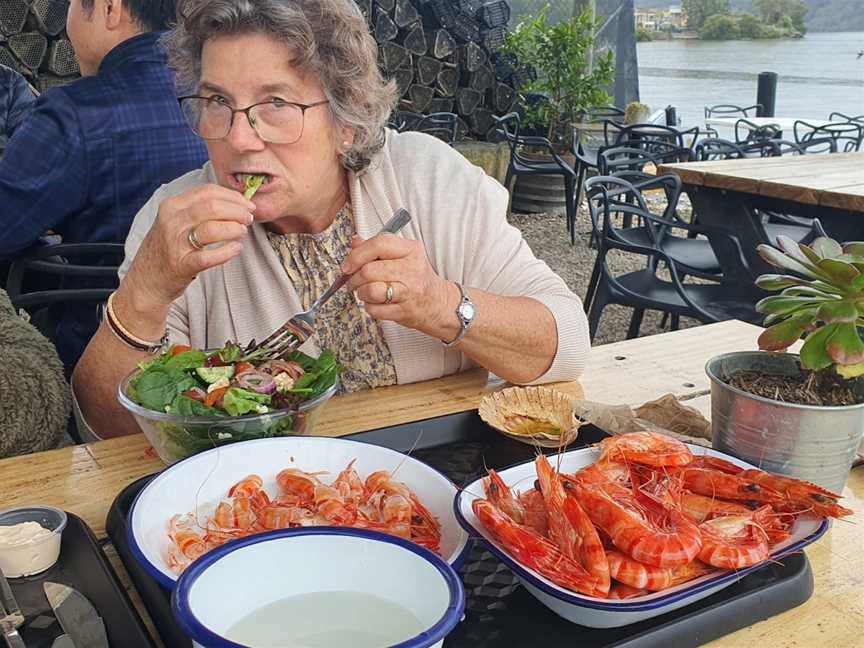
[658,152,864,282]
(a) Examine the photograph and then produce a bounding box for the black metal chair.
[733,118,782,144]
[585,105,625,123]
[6,243,124,346]
[612,123,702,151]
[414,112,460,144]
[828,112,864,124]
[794,120,864,153]
[583,175,763,341]
[493,112,580,244]
[705,104,762,119]
[387,110,423,132]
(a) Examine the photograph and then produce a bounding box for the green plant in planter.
[624,101,650,124]
[501,6,616,142]
[756,235,864,378]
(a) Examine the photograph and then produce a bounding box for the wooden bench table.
[659,153,864,282]
[2,321,861,646]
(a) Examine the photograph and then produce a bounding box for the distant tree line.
[682,0,808,39]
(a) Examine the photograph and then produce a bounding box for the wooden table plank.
[659,153,864,211]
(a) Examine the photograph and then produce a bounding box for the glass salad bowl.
[117,345,338,465]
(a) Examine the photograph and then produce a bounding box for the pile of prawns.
[473,431,851,600]
[166,461,441,575]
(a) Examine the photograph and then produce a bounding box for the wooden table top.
[659,152,864,213]
[3,320,862,647]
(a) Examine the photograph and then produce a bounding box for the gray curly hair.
[163,0,397,172]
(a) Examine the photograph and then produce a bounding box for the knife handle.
[2,628,26,648]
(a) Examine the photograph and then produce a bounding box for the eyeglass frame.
[178,95,330,143]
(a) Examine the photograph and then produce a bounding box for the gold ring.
[385,283,394,304]
[187,227,205,251]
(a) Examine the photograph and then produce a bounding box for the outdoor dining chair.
[828,112,864,124]
[583,175,763,341]
[704,104,762,119]
[794,120,864,153]
[414,112,460,144]
[492,112,581,244]
[5,242,124,345]
[733,118,782,144]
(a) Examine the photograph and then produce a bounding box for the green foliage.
[807,0,864,32]
[636,27,655,42]
[755,236,864,377]
[501,6,616,140]
[700,13,740,38]
[754,0,808,32]
[682,0,732,29]
[737,13,765,37]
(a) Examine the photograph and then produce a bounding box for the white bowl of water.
[171,527,465,648]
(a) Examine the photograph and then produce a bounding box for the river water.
[636,31,864,128]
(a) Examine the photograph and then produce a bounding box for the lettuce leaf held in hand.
[243,174,267,200]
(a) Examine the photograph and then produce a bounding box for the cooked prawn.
[605,550,673,591]
[517,487,548,535]
[697,505,771,569]
[739,469,853,518]
[472,498,600,596]
[536,454,610,597]
[599,431,693,467]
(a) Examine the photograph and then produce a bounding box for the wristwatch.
[443,283,475,347]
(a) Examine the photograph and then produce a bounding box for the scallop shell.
[478,386,580,448]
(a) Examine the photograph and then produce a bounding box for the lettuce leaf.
[222,387,271,416]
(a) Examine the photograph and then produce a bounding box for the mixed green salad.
[124,343,339,458]
[128,342,338,418]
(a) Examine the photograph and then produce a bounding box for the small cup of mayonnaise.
[0,506,67,578]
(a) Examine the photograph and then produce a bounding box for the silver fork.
[246,208,412,361]
[0,568,26,648]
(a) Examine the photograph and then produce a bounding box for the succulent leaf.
[816,299,858,323]
[842,242,864,256]
[811,237,843,259]
[836,362,864,379]
[826,322,864,365]
[799,323,839,371]
[756,295,824,316]
[816,258,860,285]
[757,312,814,351]
[757,245,824,280]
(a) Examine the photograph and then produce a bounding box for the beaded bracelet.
[105,291,168,354]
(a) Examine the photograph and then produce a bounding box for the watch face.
[458,302,475,322]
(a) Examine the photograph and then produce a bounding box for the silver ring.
[187,227,205,251]
[384,283,394,304]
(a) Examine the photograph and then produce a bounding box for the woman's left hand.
[343,233,456,337]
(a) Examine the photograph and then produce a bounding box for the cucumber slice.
[195,365,235,384]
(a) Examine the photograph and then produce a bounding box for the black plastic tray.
[9,512,154,648]
[106,411,814,648]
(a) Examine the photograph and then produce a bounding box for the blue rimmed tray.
[106,410,815,647]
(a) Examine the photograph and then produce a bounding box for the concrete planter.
[706,351,864,494]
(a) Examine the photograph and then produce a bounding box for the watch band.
[443,283,473,348]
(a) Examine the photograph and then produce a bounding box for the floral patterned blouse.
[267,203,398,393]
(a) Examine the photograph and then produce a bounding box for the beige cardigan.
[119,130,590,385]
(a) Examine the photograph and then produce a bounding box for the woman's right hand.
[123,184,255,310]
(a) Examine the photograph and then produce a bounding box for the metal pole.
[756,72,778,117]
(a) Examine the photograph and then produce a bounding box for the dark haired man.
[0,0,207,371]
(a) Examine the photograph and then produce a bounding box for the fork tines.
[258,319,314,360]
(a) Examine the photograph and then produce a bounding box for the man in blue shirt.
[0,64,36,151]
[0,0,207,371]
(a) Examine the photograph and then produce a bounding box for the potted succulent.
[706,236,864,493]
[500,6,615,214]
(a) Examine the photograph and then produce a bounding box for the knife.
[43,583,109,648]
[0,568,25,648]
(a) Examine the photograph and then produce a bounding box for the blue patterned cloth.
[0,64,36,150]
[0,31,208,370]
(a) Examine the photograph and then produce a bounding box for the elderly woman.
[74,0,590,439]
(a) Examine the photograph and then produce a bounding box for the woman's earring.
[342,141,350,148]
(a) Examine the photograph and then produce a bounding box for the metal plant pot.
[706,351,864,494]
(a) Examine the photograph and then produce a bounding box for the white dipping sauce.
[224,590,425,648]
[0,521,61,577]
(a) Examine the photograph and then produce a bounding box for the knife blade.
[43,583,109,648]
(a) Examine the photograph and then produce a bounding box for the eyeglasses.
[178,96,330,144]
